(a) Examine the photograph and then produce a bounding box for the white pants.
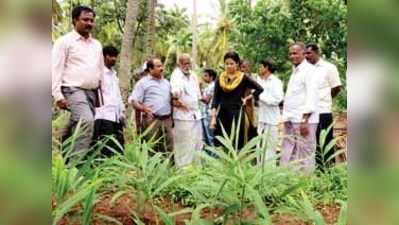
[257,122,279,166]
[173,120,203,168]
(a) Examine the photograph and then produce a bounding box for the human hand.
[56,99,69,110]
[143,106,154,120]
[300,122,309,137]
[210,116,217,130]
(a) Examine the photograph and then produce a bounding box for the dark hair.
[103,45,119,57]
[306,42,320,54]
[146,58,161,70]
[204,68,217,80]
[260,59,276,73]
[72,5,95,22]
[224,51,240,64]
[146,59,154,70]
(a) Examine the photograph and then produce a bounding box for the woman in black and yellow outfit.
[210,52,263,149]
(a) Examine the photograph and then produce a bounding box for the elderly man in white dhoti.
[170,54,203,168]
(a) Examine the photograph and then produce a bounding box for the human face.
[240,62,251,74]
[104,54,117,68]
[179,58,191,74]
[150,59,163,78]
[258,64,267,76]
[225,58,238,74]
[74,11,95,38]
[288,45,305,66]
[203,73,212,83]
[305,48,319,64]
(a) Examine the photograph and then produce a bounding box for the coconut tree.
[119,0,140,101]
[201,0,233,67]
[191,0,198,68]
[145,0,157,57]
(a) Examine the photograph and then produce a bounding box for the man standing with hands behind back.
[52,5,104,157]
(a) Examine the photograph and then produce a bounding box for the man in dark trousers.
[93,45,125,156]
[305,43,342,169]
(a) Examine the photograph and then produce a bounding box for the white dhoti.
[257,122,279,166]
[173,120,203,168]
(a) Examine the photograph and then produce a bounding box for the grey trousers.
[61,87,98,156]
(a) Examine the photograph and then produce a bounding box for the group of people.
[52,6,342,172]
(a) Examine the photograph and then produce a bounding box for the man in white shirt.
[93,46,125,156]
[170,54,203,168]
[52,6,104,156]
[256,59,284,165]
[305,43,342,169]
[281,42,319,172]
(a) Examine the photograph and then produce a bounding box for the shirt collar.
[71,29,92,41]
[294,60,308,73]
[104,66,115,75]
[314,58,324,67]
[149,74,164,81]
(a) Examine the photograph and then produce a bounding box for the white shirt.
[52,30,104,101]
[170,68,202,121]
[95,67,125,122]
[202,81,215,118]
[283,60,319,123]
[256,74,284,125]
[314,59,342,113]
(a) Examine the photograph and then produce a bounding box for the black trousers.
[93,119,125,157]
[316,113,335,169]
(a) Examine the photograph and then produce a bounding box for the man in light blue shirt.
[129,58,174,153]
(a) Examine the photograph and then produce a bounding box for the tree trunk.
[119,0,140,102]
[191,0,198,68]
[145,0,156,58]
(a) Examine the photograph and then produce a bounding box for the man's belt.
[153,114,171,120]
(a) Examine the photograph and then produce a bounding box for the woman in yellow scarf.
[210,51,263,149]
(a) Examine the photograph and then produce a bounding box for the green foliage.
[52,1,348,221]
[228,0,347,111]
[54,0,347,110]
[52,113,347,224]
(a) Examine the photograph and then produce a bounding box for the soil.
[55,113,348,225]
[57,193,342,225]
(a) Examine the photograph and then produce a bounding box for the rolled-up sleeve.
[328,65,342,88]
[129,81,144,103]
[51,38,66,101]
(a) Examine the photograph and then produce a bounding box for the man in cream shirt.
[256,59,284,166]
[305,43,342,169]
[170,54,203,168]
[52,6,104,157]
[281,42,319,172]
